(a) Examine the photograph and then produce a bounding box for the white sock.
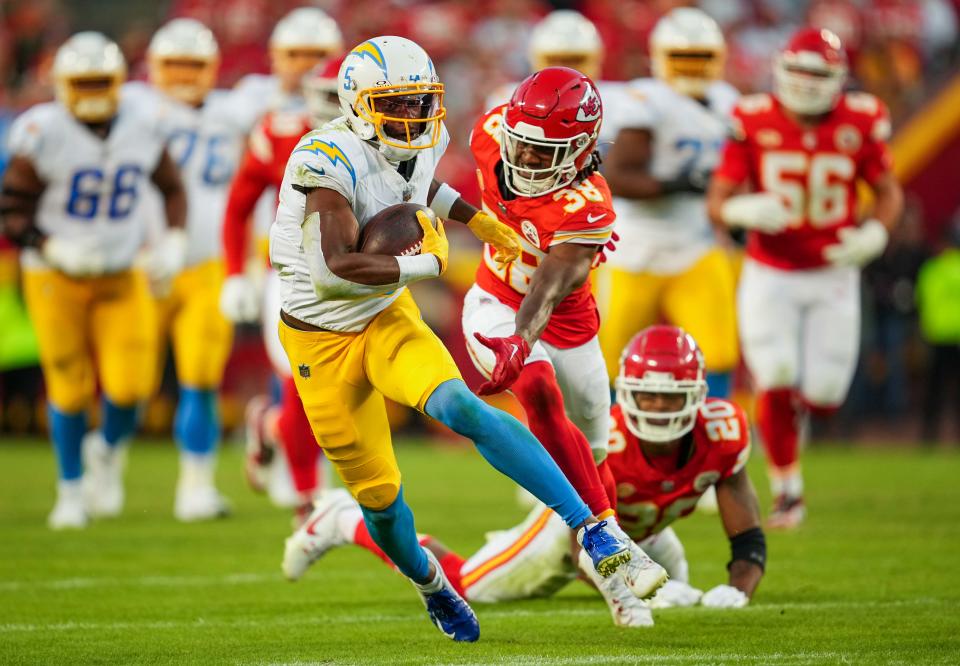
[413,550,444,594]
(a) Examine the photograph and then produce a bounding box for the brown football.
[358,203,438,256]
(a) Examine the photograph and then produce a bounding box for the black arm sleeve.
[728,527,766,572]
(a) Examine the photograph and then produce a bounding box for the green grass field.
[1,438,959,665]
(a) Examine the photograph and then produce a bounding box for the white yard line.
[0,597,952,635]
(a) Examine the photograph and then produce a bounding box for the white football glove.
[701,584,749,608]
[721,193,791,234]
[822,219,889,267]
[143,228,188,295]
[42,235,105,277]
[647,579,704,609]
[220,274,261,323]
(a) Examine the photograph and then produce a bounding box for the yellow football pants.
[278,290,461,510]
[599,247,739,377]
[22,268,157,412]
[154,260,233,390]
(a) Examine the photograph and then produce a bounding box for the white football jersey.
[7,98,167,273]
[127,82,268,266]
[269,119,449,332]
[604,78,738,274]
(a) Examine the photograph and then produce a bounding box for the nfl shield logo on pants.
[298,364,311,379]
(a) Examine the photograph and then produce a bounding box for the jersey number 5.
[760,151,854,228]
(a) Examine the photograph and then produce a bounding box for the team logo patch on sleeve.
[693,471,721,492]
[295,139,357,187]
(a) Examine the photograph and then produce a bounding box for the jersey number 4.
[66,165,142,220]
[761,151,854,228]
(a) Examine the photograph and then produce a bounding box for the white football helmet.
[148,18,219,106]
[53,32,127,123]
[338,36,444,162]
[528,10,603,79]
[650,8,725,99]
[270,7,342,86]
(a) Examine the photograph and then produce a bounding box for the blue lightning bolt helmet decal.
[295,139,356,188]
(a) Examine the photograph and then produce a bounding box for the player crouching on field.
[280,326,765,627]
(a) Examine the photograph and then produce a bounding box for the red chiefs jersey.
[470,106,616,348]
[606,398,751,541]
[223,110,312,275]
[714,92,893,270]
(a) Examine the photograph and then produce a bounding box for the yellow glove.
[466,210,521,267]
[417,210,448,275]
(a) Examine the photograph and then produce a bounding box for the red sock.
[756,388,800,469]
[511,361,612,517]
[352,526,467,596]
[800,397,839,421]
[597,460,618,515]
[277,377,320,496]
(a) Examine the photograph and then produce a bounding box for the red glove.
[474,333,531,395]
[595,230,620,266]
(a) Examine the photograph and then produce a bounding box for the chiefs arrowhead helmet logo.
[576,84,602,122]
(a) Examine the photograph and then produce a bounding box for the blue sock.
[269,373,283,405]
[425,379,592,528]
[174,387,220,456]
[360,486,430,582]
[102,398,139,448]
[707,371,732,399]
[48,406,86,481]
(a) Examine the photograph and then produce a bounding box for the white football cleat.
[48,481,88,530]
[648,580,704,609]
[282,488,355,581]
[174,484,231,522]
[81,431,125,517]
[620,536,670,600]
[175,453,230,522]
[578,549,653,628]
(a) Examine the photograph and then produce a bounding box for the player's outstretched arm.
[428,179,520,265]
[0,156,45,248]
[301,187,444,293]
[605,129,705,199]
[713,468,765,603]
[475,243,596,395]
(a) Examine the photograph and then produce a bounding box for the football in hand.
[358,203,438,257]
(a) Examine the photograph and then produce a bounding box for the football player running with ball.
[0,33,187,528]
[271,37,639,642]
[707,28,903,528]
[462,65,667,597]
[281,326,765,628]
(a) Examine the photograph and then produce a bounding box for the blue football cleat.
[414,551,480,642]
[577,520,632,577]
[422,586,480,642]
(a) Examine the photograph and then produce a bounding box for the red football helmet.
[615,325,707,443]
[500,66,602,197]
[303,55,345,128]
[773,27,848,116]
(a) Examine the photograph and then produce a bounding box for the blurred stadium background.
[1,0,959,446]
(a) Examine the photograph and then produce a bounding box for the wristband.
[728,527,766,572]
[429,183,461,220]
[397,253,440,284]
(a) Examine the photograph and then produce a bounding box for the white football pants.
[737,258,860,407]
[462,284,611,462]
